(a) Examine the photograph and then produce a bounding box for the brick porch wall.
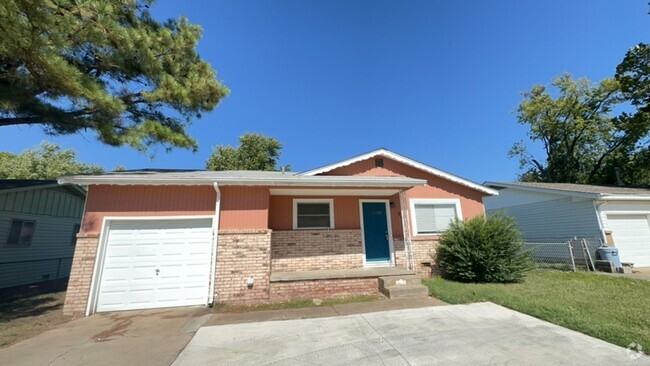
[270,278,379,302]
[271,230,364,272]
[63,234,100,316]
[214,230,272,304]
[412,237,440,277]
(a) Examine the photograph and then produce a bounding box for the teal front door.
[361,202,391,264]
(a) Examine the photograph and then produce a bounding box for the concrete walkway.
[174,303,650,366]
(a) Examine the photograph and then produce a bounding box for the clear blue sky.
[2,1,648,182]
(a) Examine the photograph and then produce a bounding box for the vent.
[375,158,384,167]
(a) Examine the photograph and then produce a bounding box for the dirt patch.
[0,291,70,348]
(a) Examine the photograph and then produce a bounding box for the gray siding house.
[484,182,650,268]
[0,180,86,289]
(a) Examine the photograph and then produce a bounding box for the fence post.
[567,241,576,272]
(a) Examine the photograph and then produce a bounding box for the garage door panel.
[96,218,213,313]
[607,214,650,267]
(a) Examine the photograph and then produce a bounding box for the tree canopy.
[206,133,286,171]
[0,0,228,152]
[0,142,104,179]
[510,73,649,186]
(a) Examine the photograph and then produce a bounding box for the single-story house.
[59,149,497,316]
[0,180,86,289]
[484,182,650,268]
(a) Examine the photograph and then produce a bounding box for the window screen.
[6,220,36,246]
[296,202,331,229]
[414,204,457,234]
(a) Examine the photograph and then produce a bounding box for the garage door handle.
[155,269,160,276]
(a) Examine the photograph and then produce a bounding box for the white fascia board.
[58,175,426,188]
[595,195,650,202]
[300,148,498,196]
[484,181,598,200]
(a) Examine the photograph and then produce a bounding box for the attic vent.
[375,158,384,167]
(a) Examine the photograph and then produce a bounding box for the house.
[59,149,497,316]
[0,180,86,290]
[484,182,650,268]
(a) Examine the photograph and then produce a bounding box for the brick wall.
[271,230,364,272]
[412,237,440,277]
[270,278,379,301]
[63,234,100,316]
[214,230,272,304]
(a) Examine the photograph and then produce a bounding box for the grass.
[0,291,70,348]
[423,271,650,350]
[213,293,385,313]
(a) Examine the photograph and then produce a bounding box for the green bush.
[435,213,534,283]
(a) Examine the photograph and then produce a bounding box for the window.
[71,224,81,246]
[410,199,462,235]
[375,158,384,167]
[293,199,334,229]
[6,219,36,246]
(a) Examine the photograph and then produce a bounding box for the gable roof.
[299,148,498,195]
[485,181,650,200]
[58,170,426,188]
[0,179,86,197]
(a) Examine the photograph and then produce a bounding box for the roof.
[300,148,498,195]
[0,180,58,190]
[485,181,650,200]
[0,179,86,197]
[58,170,427,188]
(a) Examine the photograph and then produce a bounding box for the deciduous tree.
[206,133,286,171]
[0,142,104,179]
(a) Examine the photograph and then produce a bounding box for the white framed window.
[409,199,462,235]
[6,219,36,246]
[293,199,334,230]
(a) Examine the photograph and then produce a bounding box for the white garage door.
[607,215,650,267]
[96,218,213,312]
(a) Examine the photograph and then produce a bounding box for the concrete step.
[379,284,429,299]
[378,275,422,288]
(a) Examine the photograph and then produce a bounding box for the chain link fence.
[523,237,604,272]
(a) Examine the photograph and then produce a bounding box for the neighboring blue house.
[0,180,86,289]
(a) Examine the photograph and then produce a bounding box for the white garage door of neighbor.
[607,214,650,268]
[96,218,213,313]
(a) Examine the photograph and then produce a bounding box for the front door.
[361,201,392,265]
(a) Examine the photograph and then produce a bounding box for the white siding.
[488,196,602,241]
[0,187,84,288]
[484,188,564,210]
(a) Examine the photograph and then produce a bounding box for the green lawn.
[423,272,650,350]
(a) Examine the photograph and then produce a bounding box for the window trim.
[5,219,36,247]
[409,198,463,236]
[293,198,335,230]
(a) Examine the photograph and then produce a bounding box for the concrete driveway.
[173,303,649,366]
[0,307,211,366]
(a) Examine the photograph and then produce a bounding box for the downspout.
[593,201,608,245]
[208,182,221,306]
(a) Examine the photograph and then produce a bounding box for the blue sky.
[1,1,648,182]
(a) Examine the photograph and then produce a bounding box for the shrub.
[435,213,534,283]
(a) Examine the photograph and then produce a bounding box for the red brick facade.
[270,278,379,302]
[63,234,100,316]
[214,230,272,304]
[271,230,364,271]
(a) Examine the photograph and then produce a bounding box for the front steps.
[378,275,429,299]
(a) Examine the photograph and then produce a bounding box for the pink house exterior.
[60,149,497,316]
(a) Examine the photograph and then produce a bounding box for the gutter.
[595,195,650,201]
[57,176,427,188]
[208,182,221,306]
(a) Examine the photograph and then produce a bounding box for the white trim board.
[270,188,400,196]
[299,148,497,196]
